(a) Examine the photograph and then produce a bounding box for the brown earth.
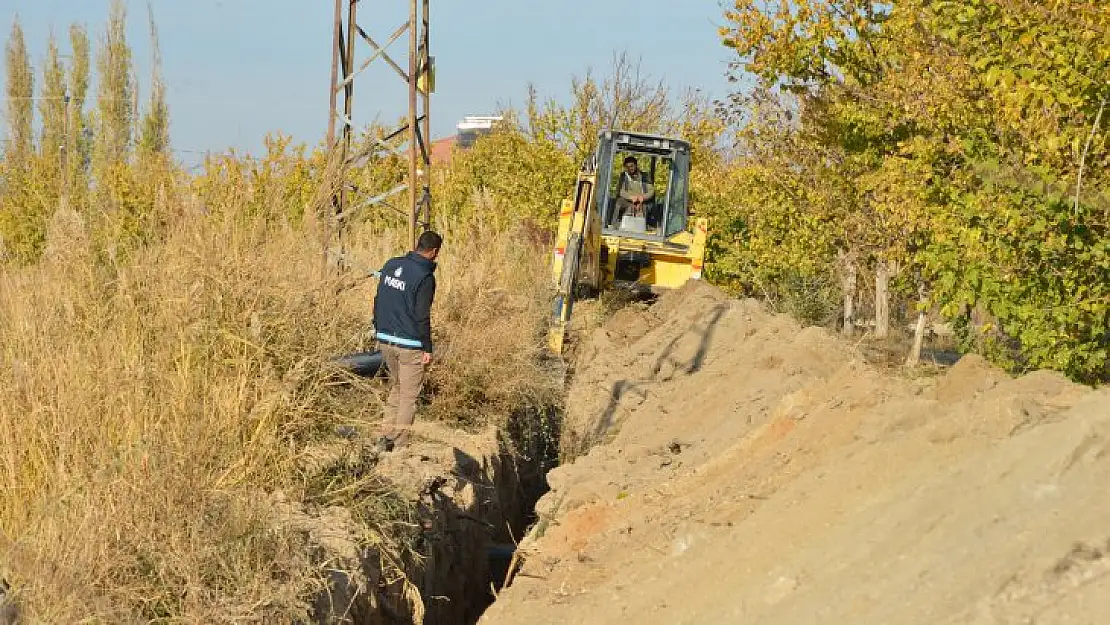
[479,280,1110,625]
[290,416,546,625]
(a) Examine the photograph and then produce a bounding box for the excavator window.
[602,149,687,239]
[664,149,689,236]
[605,152,671,234]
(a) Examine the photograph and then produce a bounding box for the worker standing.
[372,231,442,452]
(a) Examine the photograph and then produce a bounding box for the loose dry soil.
[479,281,1110,625]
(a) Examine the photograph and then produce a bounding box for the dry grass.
[0,190,559,621]
[409,216,562,428]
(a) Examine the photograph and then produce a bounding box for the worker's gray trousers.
[379,343,425,446]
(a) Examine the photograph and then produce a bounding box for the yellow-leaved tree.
[717,0,1110,380]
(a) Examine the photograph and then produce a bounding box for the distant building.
[455,115,504,148]
[429,115,505,167]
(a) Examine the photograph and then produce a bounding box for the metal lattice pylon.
[326,0,432,264]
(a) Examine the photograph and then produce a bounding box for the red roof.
[430,136,456,166]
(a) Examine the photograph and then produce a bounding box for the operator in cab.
[612,156,655,229]
[372,230,442,452]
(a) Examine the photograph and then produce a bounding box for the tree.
[526,52,674,165]
[66,23,92,208]
[36,34,67,210]
[94,0,134,172]
[91,0,145,258]
[718,0,1110,381]
[0,17,40,262]
[138,2,169,157]
[439,53,677,229]
[4,18,33,164]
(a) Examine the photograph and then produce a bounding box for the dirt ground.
[479,281,1110,625]
[287,417,538,625]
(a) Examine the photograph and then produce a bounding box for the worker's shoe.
[374,436,395,453]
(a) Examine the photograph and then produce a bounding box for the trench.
[415,403,563,625]
[308,397,563,625]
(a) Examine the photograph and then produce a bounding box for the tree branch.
[1074,94,1107,218]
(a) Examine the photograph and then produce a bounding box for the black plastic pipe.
[331,350,386,377]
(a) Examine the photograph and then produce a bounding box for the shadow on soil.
[422,404,562,625]
[585,303,729,452]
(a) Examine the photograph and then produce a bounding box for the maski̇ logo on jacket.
[384,273,406,293]
[384,266,406,291]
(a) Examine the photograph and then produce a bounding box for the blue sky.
[4,1,737,165]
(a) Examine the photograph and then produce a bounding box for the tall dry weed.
[0,187,559,622]
[3,209,342,621]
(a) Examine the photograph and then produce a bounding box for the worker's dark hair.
[623,156,638,166]
[416,230,443,252]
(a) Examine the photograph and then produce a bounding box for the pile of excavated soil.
[479,281,1110,625]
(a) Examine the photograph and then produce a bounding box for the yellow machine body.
[550,208,708,290]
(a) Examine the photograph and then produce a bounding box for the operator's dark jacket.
[373,252,437,352]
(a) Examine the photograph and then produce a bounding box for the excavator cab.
[600,133,689,238]
[548,130,709,353]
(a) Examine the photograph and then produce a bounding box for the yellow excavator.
[548,130,709,354]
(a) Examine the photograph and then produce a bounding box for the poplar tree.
[1,18,37,262]
[4,19,33,165]
[90,0,143,255]
[94,0,134,174]
[138,3,169,157]
[66,24,91,204]
[38,34,67,203]
[134,2,173,241]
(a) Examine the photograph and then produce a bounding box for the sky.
[3,1,738,165]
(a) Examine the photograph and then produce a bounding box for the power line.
[0,138,219,162]
[1,96,132,101]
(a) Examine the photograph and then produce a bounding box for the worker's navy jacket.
[373,252,437,352]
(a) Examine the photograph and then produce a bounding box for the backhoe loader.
[548,130,709,354]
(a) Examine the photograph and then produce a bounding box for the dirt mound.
[479,281,1110,625]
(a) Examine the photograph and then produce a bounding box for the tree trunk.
[906,286,928,367]
[841,255,856,337]
[875,260,891,339]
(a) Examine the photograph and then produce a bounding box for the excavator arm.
[548,165,599,354]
